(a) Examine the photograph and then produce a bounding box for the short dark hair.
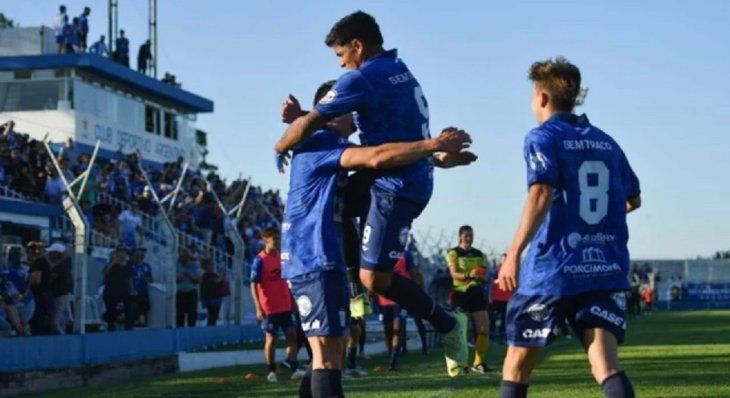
[325,11,383,47]
[313,80,336,106]
[261,228,279,239]
[528,57,581,112]
[60,5,66,12]
[458,225,473,235]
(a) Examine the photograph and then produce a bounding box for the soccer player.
[446,225,493,373]
[282,81,473,397]
[250,228,303,383]
[496,57,641,398]
[276,11,470,376]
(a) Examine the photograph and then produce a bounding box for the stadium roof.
[0,54,213,113]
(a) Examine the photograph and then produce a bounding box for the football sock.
[601,371,635,398]
[311,369,343,398]
[290,360,299,373]
[298,367,312,398]
[358,320,366,353]
[474,333,489,366]
[384,273,456,334]
[414,317,428,353]
[267,362,276,373]
[499,381,529,398]
[347,346,357,369]
[389,344,401,369]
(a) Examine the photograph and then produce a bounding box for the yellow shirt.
[446,246,486,292]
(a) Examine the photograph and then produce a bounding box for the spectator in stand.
[114,30,130,67]
[26,242,52,335]
[119,200,144,248]
[195,191,216,245]
[176,250,200,327]
[102,246,134,331]
[0,273,23,337]
[489,253,512,342]
[77,7,90,52]
[63,17,79,54]
[44,166,65,204]
[200,257,222,326]
[58,156,75,183]
[89,35,108,57]
[4,249,35,335]
[137,40,152,75]
[54,5,69,54]
[47,243,73,334]
[129,247,153,327]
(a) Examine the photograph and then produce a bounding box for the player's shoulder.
[296,129,349,153]
[468,248,485,257]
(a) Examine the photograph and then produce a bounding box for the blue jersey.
[130,262,152,296]
[315,49,433,204]
[281,129,351,280]
[520,113,640,296]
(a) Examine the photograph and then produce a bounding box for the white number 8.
[414,86,430,139]
[578,161,609,225]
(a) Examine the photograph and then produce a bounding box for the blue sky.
[6,1,730,258]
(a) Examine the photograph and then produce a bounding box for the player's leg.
[583,328,634,398]
[471,309,491,372]
[285,322,302,378]
[358,317,368,359]
[346,318,360,371]
[570,292,634,398]
[264,329,278,382]
[380,305,395,355]
[357,193,466,375]
[500,346,542,397]
[389,313,402,371]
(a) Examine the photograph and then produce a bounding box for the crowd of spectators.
[0,119,285,334]
[0,242,73,337]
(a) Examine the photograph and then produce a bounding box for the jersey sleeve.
[404,251,415,271]
[619,150,641,199]
[523,129,559,188]
[250,255,263,283]
[314,71,375,120]
[446,249,458,268]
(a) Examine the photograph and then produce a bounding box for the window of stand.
[145,105,160,135]
[163,111,178,140]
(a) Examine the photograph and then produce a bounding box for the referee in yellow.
[446,225,493,373]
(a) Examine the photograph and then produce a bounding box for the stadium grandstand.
[1,4,729,398]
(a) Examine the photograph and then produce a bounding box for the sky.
[5,0,730,259]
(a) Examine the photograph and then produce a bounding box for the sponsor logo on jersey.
[527,303,549,322]
[522,328,552,339]
[399,227,410,246]
[318,90,337,104]
[563,263,622,275]
[389,251,403,259]
[282,222,291,232]
[528,152,550,173]
[590,306,624,327]
[612,292,627,311]
[562,139,613,151]
[567,232,616,249]
[281,252,290,261]
[302,319,321,331]
[296,295,312,317]
[582,247,606,263]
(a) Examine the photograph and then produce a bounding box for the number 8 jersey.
[315,49,433,205]
[521,113,641,296]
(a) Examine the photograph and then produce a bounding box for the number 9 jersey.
[521,113,641,297]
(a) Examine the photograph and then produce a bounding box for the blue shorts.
[379,305,407,325]
[506,291,628,347]
[359,191,425,271]
[289,270,350,338]
[262,311,295,335]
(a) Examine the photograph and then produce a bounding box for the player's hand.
[434,127,472,153]
[434,151,478,169]
[496,252,520,292]
[275,151,291,174]
[281,94,302,124]
[256,309,264,321]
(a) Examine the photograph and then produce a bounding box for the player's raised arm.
[627,196,642,213]
[339,128,473,170]
[275,108,328,154]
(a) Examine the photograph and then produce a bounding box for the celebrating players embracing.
[496,57,641,398]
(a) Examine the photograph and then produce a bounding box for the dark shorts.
[289,270,350,338]
[380,305,407,325]
[451,285,489,313]
[262,311,295,335]
[506,291,628,347]
[359,191,425,272]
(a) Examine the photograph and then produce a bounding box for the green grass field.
[35,310,730,397]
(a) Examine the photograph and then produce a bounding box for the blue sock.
[384,273,456,333]
[311,369,343,398]
[499,381,529,398]
[601,371,635,398]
